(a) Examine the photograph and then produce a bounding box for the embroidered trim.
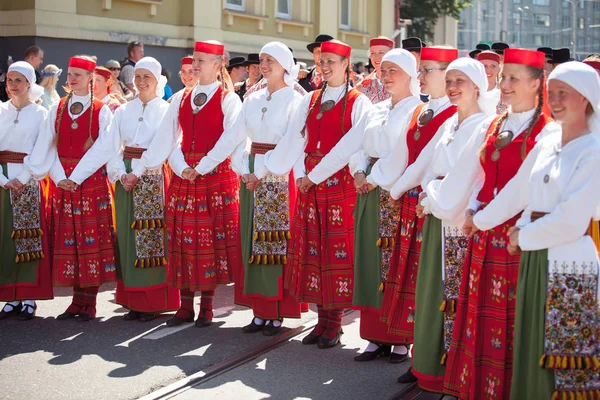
[10,180,44,263]
[0,151,27,164]
[123,146,145,160]
[250,142,276,155]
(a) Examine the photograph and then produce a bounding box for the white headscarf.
[8,61,44,102]
[548,61,600,135]
[259,41,300,87]
[380,48,419,96]
[446,57,496,116]
[134,57,167,99]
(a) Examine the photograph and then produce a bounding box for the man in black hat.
[235,53,262,101]
[469,43,491,59]
[227,56,247,85]
[298,34,334,92]
[537,47,553,75]
[402,37,426,64]
[549,48,574,71]
[491,42,509,62]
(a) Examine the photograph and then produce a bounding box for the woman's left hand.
[299,176,315,193]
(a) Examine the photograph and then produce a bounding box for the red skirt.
[166,158,241,291]
[443,216,520,399]
[49,160,117,287]
[284,154,356,310]
[115,281,180,313]
[379,188,423,342]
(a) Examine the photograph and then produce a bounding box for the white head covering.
[134,56,167,99]
[548,61,600,135]
[7,61,44,102]
[446,57,496,116]
[380,49,419,96]
[259,41,299,87]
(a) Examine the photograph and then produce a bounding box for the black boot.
[354,344,392,362]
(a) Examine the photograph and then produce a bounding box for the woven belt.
[369,157,379,166]
[0,151,27,164]
[250,142,276,155]
[123,146,146,160]
[307,151,325,157]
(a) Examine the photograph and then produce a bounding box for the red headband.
[194,41,224,55]
[370,37,394,48]
[584,61,600,71]
[94,67,112,81]
[69,57,96,72]
[181,56,193,66]
[420,47,458,63]
[477,51,500,63]
[321,41,352,58]
[504,48,545,69]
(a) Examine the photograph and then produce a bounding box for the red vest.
[178,87,227,158]
[477,113,553,204]
[405,103,457,166]
[55,97,103,159]
[305,88,361,154]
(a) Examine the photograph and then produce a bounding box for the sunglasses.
[108,67,121,71]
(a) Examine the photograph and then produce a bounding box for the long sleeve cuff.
[0,175,8,188]
[16,169,32,185]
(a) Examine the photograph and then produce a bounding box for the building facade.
[0,0,396,91]
[458,0,600,59]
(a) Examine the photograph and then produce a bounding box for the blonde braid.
[53,91,73,147]
[84,77,95,151]
[520,68,545,160]
[301,82,327,138]
[220,63,226,104]
[340,60,351,133]
[479,111,508,161]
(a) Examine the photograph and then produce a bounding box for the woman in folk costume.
[231,42,304,336]
[0,62,53,321]
[263,40,372,349]
[367,47,458,381]
[350,48,422,362]
[133,40,243,328]
[106,57,180,322]
[442,48,559,399]
[172,56,196,100]
[41,56,117,321]
[402,58,490,391]
[94,67,122,114]
[470,61,600,400]
[476,51,503,116]
[355,37,394,104]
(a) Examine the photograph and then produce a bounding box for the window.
[579,17,585,28]
[513,0,521,4]
[533,0,549,6]
[482,10,487,22]
[594,1,600,10]
[277,0,291,19]
[226,0,245,11]
[577,36,585,47]
[535,14,551,26]
[340,0,351,29]
[562,15,570,27]
[534,34,548,45]
[580,0,585,9]
[514,13,521,25]
[563,0,569,7]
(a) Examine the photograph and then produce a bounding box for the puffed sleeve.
[231,138,251,176]
[68,105,115,185]
[195,92,244,175]
[307,94,372,184]
[105,107,127,184]
[348,150,370,176]
[19,106,49,184]
[27,104,61,183]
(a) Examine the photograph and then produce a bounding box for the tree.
[399,0,472,41]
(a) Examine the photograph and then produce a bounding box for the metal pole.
[477,0,481,44]
[495,0,501,40]
[571,0,577,57]
[501,0,508,41]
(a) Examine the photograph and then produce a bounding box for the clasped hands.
[296,176,315,193]
[242,173,261,192]
[462,209,520,254]
[354,172,375,195]
[120,173,140,192]
[57,179,79,192]
[4,179,25,195]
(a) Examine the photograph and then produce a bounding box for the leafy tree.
[399,0,472,40]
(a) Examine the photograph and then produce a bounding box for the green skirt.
[238,155,283,299]
[352,181,382,309]
[114,159,167,289]
[412,215,445,391]
[0,163,38,287]
[510,249,554,400]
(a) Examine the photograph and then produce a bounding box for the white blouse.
[133,81,243,179]
[231,86,304,179]
[348,95,422,175]
[419,112,488,226]
[368,95,454,192]
[105,97,170,183]
[0,101,48,187]
[426,108,561,228]
[473,131,600,251]
[29,93,113,185]
[263,84,372,185]
[479,87,501,117]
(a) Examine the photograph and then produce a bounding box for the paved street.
[0,284,421,400]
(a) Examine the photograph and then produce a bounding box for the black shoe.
[389,352,410,364]
[57,304,82,320]
[123,311,141,321]
[0,302,22,320]
[317,329,342,349]
[262,321,283,336]
[78,305,96,322]
[354,344,392,362]
[138,313,156,322]
[166,309,194,327]
[397,368,418,383]
[18,303,37,321]
[195,308,213,328]
[242,318,264,333]
[302,326,326,345]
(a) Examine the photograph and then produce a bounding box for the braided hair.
[339,59,352,133]
[300,82,327,137]
[218,59,226,104]
[84,76,95,151]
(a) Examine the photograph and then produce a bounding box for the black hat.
[402,37,425,52]
[307,34,334,53]
[469,44,491,59]
[469,50,481,59]
[227,56,246,70]
[537,47,553,59]
[243,53,260,65]
[549,48,574,64]
[492,42,509,55]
